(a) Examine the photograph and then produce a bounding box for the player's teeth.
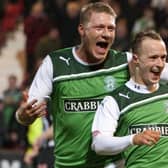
[151,67,160,73]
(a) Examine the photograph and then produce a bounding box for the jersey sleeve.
[28,55,53,103]
[92,96,120,135]
[91,96,134,155]
[161,62,168,82]
[126,52,132,63]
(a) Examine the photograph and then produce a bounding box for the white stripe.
[121,93,168,114]
[53,63,128,82]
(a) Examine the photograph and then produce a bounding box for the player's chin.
[152,74,161,81]
[150,78,160,85]
[93,51,107,61]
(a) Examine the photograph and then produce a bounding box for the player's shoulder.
[49,47,73,59]
[158,83,168,93]
[109,49,128,57]
[108,49,129,65]
[108,84,128,98]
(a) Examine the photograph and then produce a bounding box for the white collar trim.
[72,47,104,66]
[125,78,159,93]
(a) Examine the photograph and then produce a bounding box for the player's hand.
[16,91,47,125]
[133,130,160,146]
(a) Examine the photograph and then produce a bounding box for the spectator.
[1,0,23,34]
[3,74,22,127]
[3,74,27,150]
[23,118,43,167]
[0,96,6,148]
[132,6,155,37]
[58,0,81,47]
[113,16,130,51]
[34,25,62,69]
[24,0,51,84]
[23,97,53,168]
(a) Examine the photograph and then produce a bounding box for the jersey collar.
[126,78,159,94]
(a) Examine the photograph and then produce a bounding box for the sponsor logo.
[104,76,116,91]
[59,56,71,66]
[129,124,168,136]
[119,92,130,99]
[64,99,102,112]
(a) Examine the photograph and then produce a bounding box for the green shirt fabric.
[49,47,129,168]
[111,84,168,168]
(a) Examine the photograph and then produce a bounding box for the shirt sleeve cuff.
[130,134,136,145]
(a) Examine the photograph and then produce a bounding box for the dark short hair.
[131,30,163,55]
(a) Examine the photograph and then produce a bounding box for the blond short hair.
[80,2,116,25]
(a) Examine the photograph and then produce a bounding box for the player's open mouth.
[96,41,108,49]
[96,41,109,54]
[151,66,161,76]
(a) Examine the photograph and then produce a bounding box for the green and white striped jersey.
[110,81,168,168]
[48,47,129,167]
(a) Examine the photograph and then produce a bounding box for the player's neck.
[131,77,159,93]
[75,45,105,64]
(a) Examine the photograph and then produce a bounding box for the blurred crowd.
[0,0,168,84]
[0,0,167,167]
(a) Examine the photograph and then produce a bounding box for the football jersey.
[49,47,129,167]
[112,83,168,168]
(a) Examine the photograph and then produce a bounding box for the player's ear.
[78,24,85,36]
[128,54,138,77]
[133,54,139,65]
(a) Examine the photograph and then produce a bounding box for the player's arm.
[16,56,53,125]
[91,96,160,155]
